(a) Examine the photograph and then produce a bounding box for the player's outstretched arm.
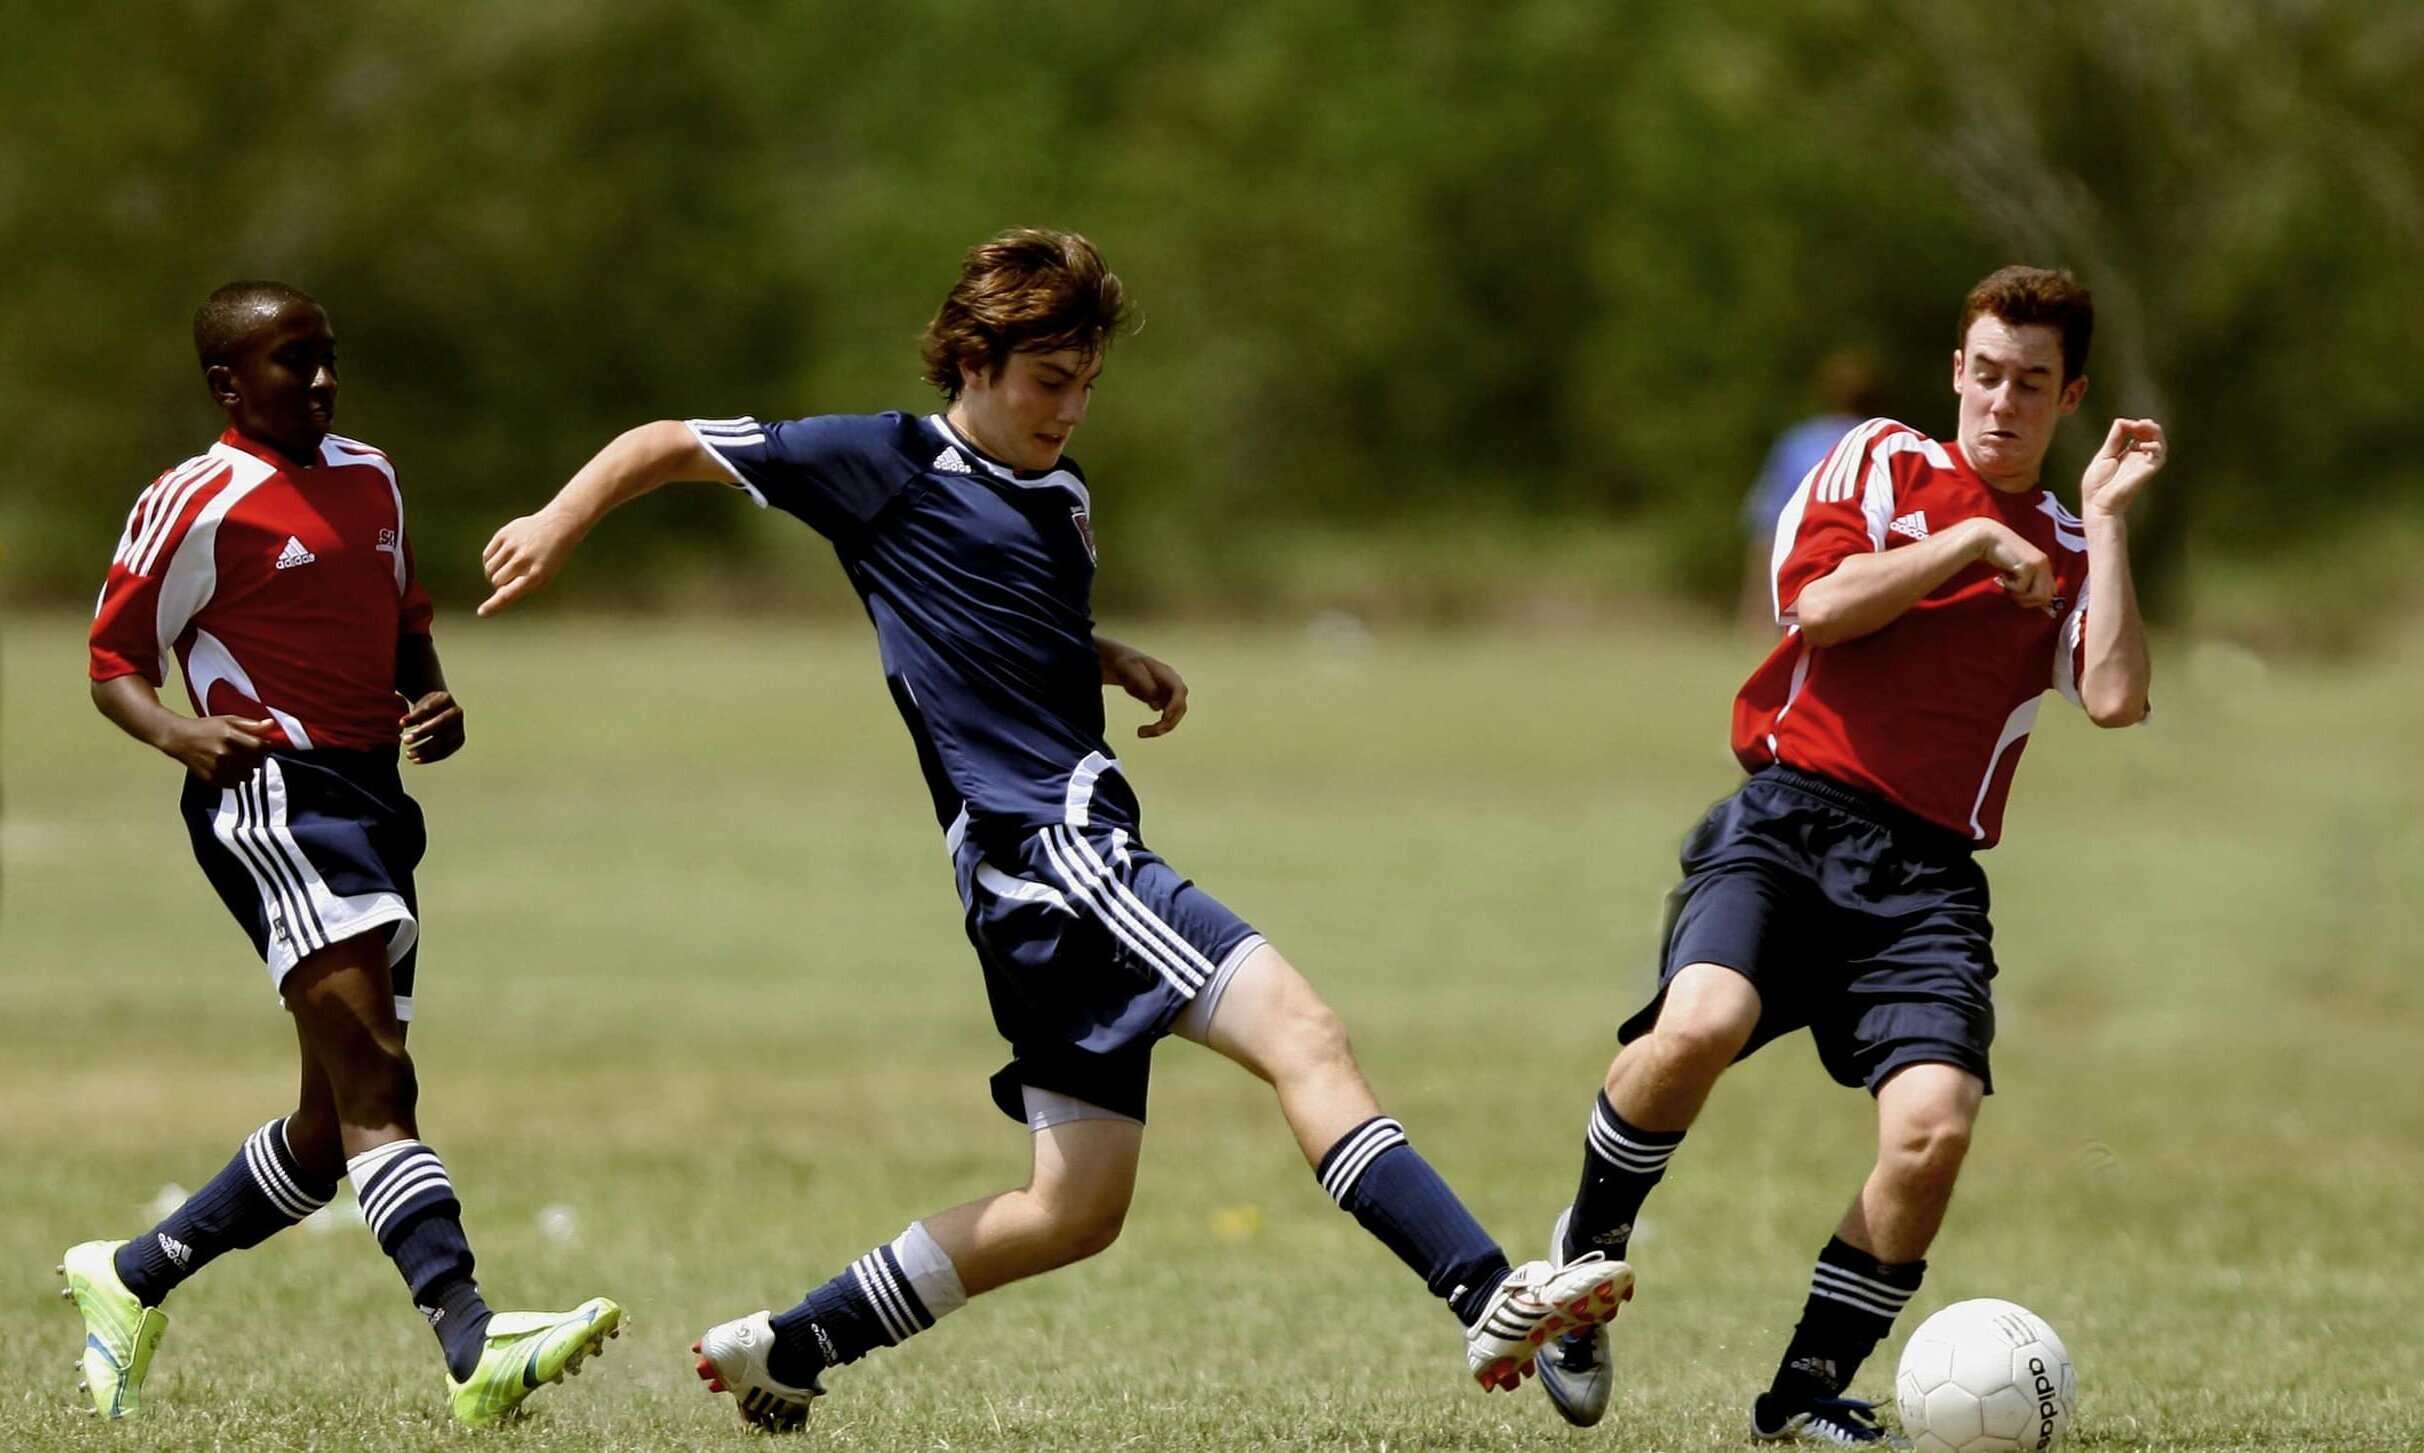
[90,674,275,787]
[2074,419,2164,727]
[1097,634,1188,738]
[479,421,732,616]
[1794,516,2053,647]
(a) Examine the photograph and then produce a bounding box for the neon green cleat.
[58,1240,168,1419]
[447,1297,624,1425]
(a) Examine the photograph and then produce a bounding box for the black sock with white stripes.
[1761,1236,1925,1412]
[1564,1091,1685,1263]
[767,1240,943,1386]
[113,1118,338,1307]
[1316,1116,1512,1327]
[347,1139,492,1381]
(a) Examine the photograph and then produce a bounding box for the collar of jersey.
[925,416,1088,504]
[217,427,323,472]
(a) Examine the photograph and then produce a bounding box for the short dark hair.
[194,281,319,371]
[1959,266,2093,382]
[920,230,1127,399]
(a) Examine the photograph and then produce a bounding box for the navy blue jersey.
[687,412,1126,849]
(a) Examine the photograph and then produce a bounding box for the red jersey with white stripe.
[90,429,435,751]
[1734,418,2094,847]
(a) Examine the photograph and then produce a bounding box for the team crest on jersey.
[1070,507,1097,563]
[376,528,399,554]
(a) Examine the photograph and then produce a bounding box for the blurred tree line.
[3,0,2417,625]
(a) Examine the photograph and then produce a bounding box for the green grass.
[3,612,2419,1450]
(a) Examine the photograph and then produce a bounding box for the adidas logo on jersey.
[274,535,317,569]
[931,447,971,475]
[1889,510,1930,541]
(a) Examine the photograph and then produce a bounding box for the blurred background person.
[1738,350,1884,639]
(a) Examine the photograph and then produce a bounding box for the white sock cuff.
[894,1221,969,1319]
[344,1137,425,1186]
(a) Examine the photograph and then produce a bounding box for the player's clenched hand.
[2079,418,2166,520]
[167,715,276,788]
[1103,644,1189,738]
[400,691,465,765]
[478,511,581,616]
[1964,518,2054,611]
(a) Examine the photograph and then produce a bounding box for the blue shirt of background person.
[1737,349,1883,637]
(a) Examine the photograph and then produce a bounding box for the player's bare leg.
[288,936,620,1424]
[1753,1063,1981,1444]
[1196,943,1379,1159]
[920,1116,1144,1294]
[1541,964,1760,1426]
[1199,944,1623,1391]
[1603,962,1762,1131]
[1836,1062,1983,1264]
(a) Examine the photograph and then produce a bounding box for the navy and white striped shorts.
[179,748,424,1018]
[954,815,1263,1125]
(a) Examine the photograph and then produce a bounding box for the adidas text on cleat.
[695,1310,824,1432]
[1751,1394,1907,1446]
[59,1241,167,1419]
[1464,1255,1633,1393]
[1537,1208,1618,1427]
[447,1297,623,1426]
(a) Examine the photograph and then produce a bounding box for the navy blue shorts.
[179,748,424,1018]
[954,816,1263,1125]
[1619,766,1998,1093]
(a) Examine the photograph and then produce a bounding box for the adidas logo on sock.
[420,1302,446,1329]
[274,535,317,569]
[931,447,971,475]
[1888,510,1930,541]
[1589,1222,1632,1247]
[808,1323,840,1366]
[157,1233,193,1269]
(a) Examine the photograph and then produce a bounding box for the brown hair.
[920,229,1128,398]
[1959,266,2094,382]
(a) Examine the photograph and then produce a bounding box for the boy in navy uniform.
[480,229,1628,1428]
[70,282,621,1423]
[1535,267,2165,1442]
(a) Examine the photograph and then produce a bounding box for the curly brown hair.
[1959,266,2094,383]
[920,229,1128,399]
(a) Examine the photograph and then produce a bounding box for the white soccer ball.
[1894,1298,2075,1453]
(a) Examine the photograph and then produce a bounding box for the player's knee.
[1272,996,1357,1080]
[1041,1187,1129,1263]
[1887,1110,1973,1181]
[1649,1014,1749,1080]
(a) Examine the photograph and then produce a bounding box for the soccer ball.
[1894,1298,2075,1453]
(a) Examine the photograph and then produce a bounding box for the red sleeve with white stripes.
[1769,420,1908,625]
[89,459,232,684]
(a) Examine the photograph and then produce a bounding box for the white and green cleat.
[447,1297,624,1426]
[58,1240,168,1419]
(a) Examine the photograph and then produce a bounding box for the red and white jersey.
[90,429,435,751]
[1733,419,2095,848]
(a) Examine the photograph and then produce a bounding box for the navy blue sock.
[1763,1236,1925,1410]
[1564,1092,1683,1262]
[348,1139,492,1381]
[767,1243,937,1386]
[114,1119,337,1307]
[1316,1116,1511,1327]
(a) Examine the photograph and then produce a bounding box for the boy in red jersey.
[1534,267,2164,1442]
[65,282,619,1424]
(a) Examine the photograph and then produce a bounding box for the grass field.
[3,611,2419,1451]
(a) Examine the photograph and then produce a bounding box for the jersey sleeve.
[89,459,232,684]
[685,414,914,540]
[1767,420,1907,626]
[398,529,434,637]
